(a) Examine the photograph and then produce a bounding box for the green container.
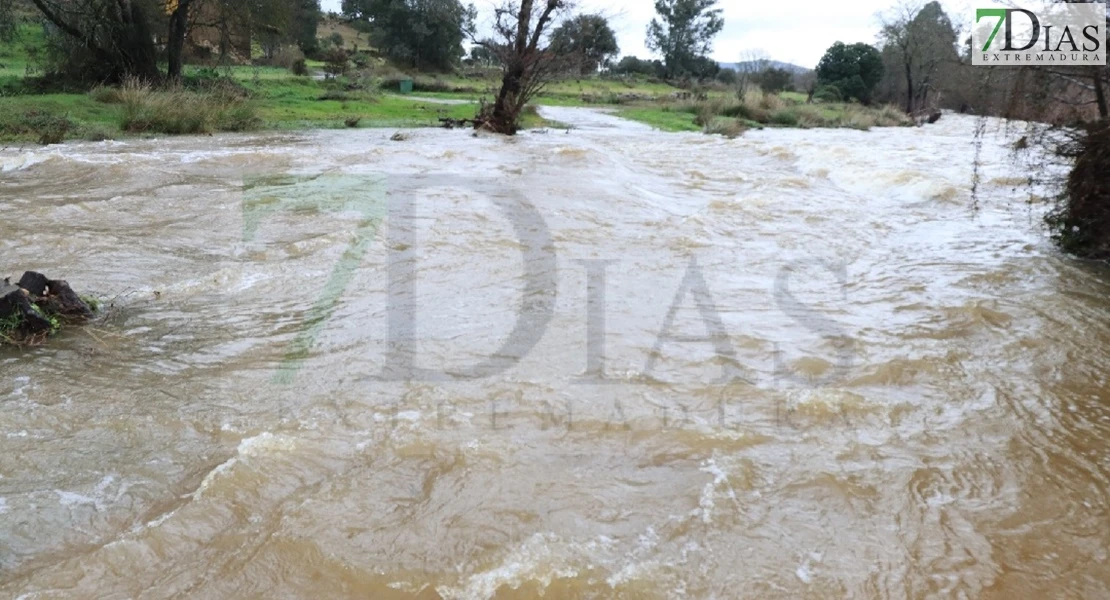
[399,79,413,94]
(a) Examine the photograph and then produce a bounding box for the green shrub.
[118,80,259,135]
[0,110,74,144]
[317,88,379,103]
[322,48,350,77]
[218,103,262,132]
[1046,123,1110,258]
[78,125,115,141]
[770,109,800,126]
[704,118,746,138]
[812,84,842,103]
[90,85,125,104]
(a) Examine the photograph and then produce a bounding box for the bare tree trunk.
[1094,70,1108,120]
[491,64,524,134]
[905,62,914,114]
[167,0,193,81]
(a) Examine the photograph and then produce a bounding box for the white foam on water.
[0,150,58,173]
[54,475,120,512]
[193,432,293,499]
[436,532,580,600]
[10,376,31,401]
[697,457,738,524]
[795,551,824,584]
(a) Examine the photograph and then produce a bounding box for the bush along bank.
[1047,122,1110,259]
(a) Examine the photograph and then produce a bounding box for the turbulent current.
[1,108,1109,599]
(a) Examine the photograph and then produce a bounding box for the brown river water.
[1,108,1109,599]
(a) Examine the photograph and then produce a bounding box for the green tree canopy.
[342,0,475,71]
[612,55,665,77]
[645,0,723,79]
[815,41,884,104]
[1,0,304,82]
[550,13,619,75]
[755,67,794,93]
[291,0,321,55]
[879,0,958,113]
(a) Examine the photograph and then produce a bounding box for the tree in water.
[646,0,724,79]
[550,13,619,76]
[477,0,569,135]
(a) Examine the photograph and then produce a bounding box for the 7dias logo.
[974,2,1107,66]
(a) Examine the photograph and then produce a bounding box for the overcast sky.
[320,0,975,68]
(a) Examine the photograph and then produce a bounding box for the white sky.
[320,0,975,68]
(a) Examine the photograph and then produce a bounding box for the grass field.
[0,20,912,143]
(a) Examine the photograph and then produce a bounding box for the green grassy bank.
[1,23,913,144]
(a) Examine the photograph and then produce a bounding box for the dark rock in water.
[17,271,49,296]
[38,279,94,321]
[0,284,26,318]
[0,284,54,338]
[927,111,942,124]
[1,272,96,344]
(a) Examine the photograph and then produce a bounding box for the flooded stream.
[1,108,1109,598]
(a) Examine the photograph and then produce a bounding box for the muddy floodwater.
[2,108,1109,599]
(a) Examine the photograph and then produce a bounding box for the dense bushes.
[0,110,73,144]
[376,74,479,94]
[111,80,260,134]
[664,89,912,132]
[1047,123,1110,258]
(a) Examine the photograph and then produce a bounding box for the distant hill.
[719,61,811,74]
[317,16,368,50]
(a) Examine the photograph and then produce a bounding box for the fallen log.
[1,272,96,346]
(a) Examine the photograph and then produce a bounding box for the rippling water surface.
[1,109,1109,599]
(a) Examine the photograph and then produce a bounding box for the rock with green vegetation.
[0,272,96,346]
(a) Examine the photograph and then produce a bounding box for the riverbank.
[1,56,913,144]
[0,75,916,145]
[1,26,914,144]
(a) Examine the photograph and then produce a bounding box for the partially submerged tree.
[646,0,723,79]
[550,13,618,75]
[476,0,569,134]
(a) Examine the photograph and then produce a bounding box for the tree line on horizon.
[0,0,1107,126]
